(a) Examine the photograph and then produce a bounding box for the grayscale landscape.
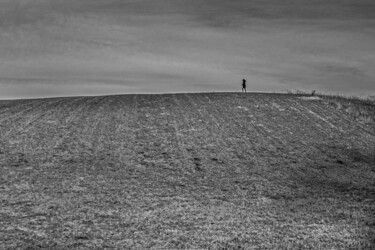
[1,0,375,249]
[0,92,374,249]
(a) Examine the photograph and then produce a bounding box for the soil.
[0,93,374,249]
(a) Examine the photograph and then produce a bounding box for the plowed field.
[0,93,374,249]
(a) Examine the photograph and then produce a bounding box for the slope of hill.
[0,93,374,249]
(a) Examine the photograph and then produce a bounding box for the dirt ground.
[0,93,374,249]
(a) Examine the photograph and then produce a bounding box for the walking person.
[242,79,246,93]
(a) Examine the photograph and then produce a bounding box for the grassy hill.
[0,92,374,249]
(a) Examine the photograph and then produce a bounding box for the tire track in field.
[195,94,254,163]
[128,94,184,177]
[289,98,375,154]
[266,98,324,163]
[0,99,44,121]
[204,94,264,181]
[156,95,193,176]
[115,95,139,169]
[301,99,349,130]
[264,97,317,146]
[233,95,323,171]
[18,98,68,134]
[279,97,334,142]
[0,98,65,150]
[0,99,55,137]
[302,98,374,136]
[0,99,39,119]
[234,95,288,151]
[185,94,277,180]
[206,94,293,197]
[286,99,337,143]
[127,94,163,171]
[179,94,233,177]
[295,99,344,131]
[275,97,335,164]
[208,95,270,156]
[298,98,375,153]
[48,96,108,168]
[51,97,103,151]
[63,97,94,124]
[169,94,193,173]
[281,96,375,166]
[0,100,20,117]
[90,96,127,156]
[295,97,373,136]
[191,94,248,169]
[75,96,108,154]
[235,95,294,172]
[14,98,70,154]
[184,95,221,143]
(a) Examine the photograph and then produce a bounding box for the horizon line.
[1,90,374,102]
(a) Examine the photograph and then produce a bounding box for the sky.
[0,0,375,99]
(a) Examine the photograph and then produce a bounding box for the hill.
[0,92,374,249]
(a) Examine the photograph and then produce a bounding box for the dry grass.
[286,90,375,125]
[0,93,374,249]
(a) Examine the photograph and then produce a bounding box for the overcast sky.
[0,0,375,99]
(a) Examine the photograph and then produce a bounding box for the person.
[242,79,246,93]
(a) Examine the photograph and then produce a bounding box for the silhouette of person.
[242,79,246,93]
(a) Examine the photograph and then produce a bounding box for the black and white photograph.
[0,0,374,249]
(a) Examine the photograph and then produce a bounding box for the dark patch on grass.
[336,159,344,164]
[25,245,44,250]
[74,235,90,240]
[192,157,202,168]
[347,149,374,165]
[195,165,203,171]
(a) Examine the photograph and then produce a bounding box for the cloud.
[0,0,375,98]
